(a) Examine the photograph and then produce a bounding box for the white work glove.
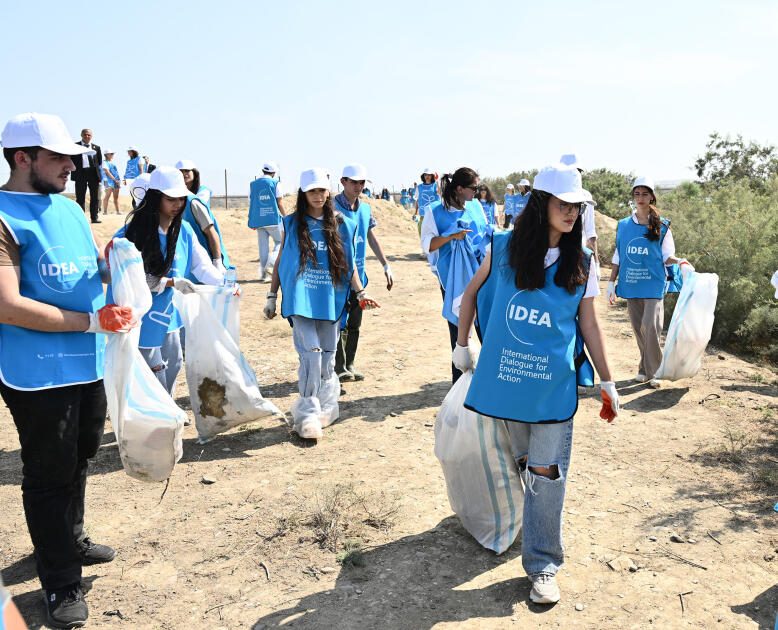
[594,261,601,282]
[678,259,695,280]
[452,342,475,373]
[606,281,616,306]
[172,277,197,294]
[212,258,226,275]
[264,292,277,319]
[599,381,619,422]
[383,263,394,291]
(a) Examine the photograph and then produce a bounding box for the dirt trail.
[1,199,777,629]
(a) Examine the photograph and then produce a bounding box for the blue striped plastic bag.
[104,239,187,482]
[434,372,523,554]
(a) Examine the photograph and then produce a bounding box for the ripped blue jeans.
[506,419,574,577]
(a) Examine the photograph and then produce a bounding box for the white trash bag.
[174,290,281,443]
[434,372,523,554]
[196,285,240,345]
[104,238,187,482]
[654,271,719,381]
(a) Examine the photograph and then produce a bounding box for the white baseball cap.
[559,153,583,170]
[632,176,655,193]
[582,189,597,206]
[533,163,591,203]
[519,179,530,187]
[148,166,190,198]
[1,113,95,156]
[262,161,278,174]
[175,159,197,170]
[299,167,330,192]
[341,163,370,182]
[104,148,114,155]
[422,167,434,175]
[505,183,515,190]
[131,172,152,202]
[127,145,139,152]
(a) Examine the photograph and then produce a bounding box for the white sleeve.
[584,258,600,298]
[583,205,597,240]
[275,181,284,198]
[420,210,439,255]
[190,239,224,285]
[662,229,676,262]
[190,198,214,230]
[611,248,620,265]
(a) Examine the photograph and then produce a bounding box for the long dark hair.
[185,168,201,195]
[294,190,349,286]
[478,183,496,204]
[506,190,588,294]
[128,150,139,159]
[124,189,184,277]
[636,187,662,241]
[440,167,478,208]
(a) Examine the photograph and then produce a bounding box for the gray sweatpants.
[627,298,664,378]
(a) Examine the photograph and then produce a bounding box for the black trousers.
[0,379,107,591]
[75,172,100,222]
[335,291,363,373]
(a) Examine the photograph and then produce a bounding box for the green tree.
[581,168,634,219]
[694,133,778,188]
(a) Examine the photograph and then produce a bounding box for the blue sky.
[1,0,776,194]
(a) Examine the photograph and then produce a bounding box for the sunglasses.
[554,199,586,216]
[464,185,479,192]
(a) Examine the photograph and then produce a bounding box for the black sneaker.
[44,583,88,628]
[78,537,116,565]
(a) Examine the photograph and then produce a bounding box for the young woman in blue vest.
[606,176,693,387]
[513,178,532,221]
[180,174,231,277]
[248,162,286,281]
[454,163,619,606]
[107,167,224,395]
[502,183,516,228]
[414,168,440,236]
[263,168,379,440]
[123,146,145,209]
[176,158,212,206]
[420,167,488,383]
[101,149,121,215]
[476,183,498,228]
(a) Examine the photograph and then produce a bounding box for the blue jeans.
[506,419,574,576]
[139,329,183,396]
[257,223,283,271]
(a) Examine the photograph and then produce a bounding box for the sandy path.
[1,200,776,629]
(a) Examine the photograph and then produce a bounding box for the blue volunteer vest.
[108,223,194,348]
[417,182,439,217]
[333,196,371,287]
[615,217,670,299]
[279,212,356,321]
[124,156,143,179]
[400,191,410,205]
[514,192,530,217]
[182,194,231,278]
[479,200,497,225]
[102,160,120,186]
[248,177,281,228]
[430,200,488,290]
[503,194,516,216]
[465,232,588,423]
[196,185,212,205]
[0,192,106,389]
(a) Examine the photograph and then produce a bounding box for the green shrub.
[582,168,634,219]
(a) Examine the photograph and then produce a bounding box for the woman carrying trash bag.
[454,163,619,605]
[263,168,379,440]
[421,167,489,384]
[606,176,694,388]
[106,166,224,395]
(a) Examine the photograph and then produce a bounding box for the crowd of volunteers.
[0,111,712,627]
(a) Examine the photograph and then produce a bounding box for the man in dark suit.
[71,128,103,223]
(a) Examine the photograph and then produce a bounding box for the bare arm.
[277,197,286,217]
[202,225,223,261]
[430,230,471,253]
[608,263,619,282]
[578,297,613,382]
[0,266,89,332]
[586,237,599,263]
[456,252,491,345]
[269,239,284,294]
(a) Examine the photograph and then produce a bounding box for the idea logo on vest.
[504,290,552,346]
[625,236,652,265]
[38,246,95,293]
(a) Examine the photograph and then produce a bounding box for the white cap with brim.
[127,145,139,152]
[519,179,530,187]
[422,167,434,175]
[1,113,95,156]
[175,159,197,170]
[341,162,370,182]
[632,176,655,193]
[131,172,152,202]
[533,163,592,203]
[300,167,330,192]
[148,166,190,198]
[582,189,597,206]
[262,161,278,174]
[104,148,115,155]
[506,183,515,190]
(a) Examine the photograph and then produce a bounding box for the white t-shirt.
[545,247,600,298]
[611,212,675,265]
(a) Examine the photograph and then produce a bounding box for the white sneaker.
[648,378,661,389]
[634,374,647,382]
[529,573,560,604]
[258,268,267,282]
[296,417,322,439]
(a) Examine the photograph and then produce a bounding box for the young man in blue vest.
[248,162,286,281]
[0,113,137,628]
[333,163,393,381]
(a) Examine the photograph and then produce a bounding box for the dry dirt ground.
[1,198,778,629]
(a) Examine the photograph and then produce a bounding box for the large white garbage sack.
[654,271,719,381]
[104,238,187,482]
[196,285,240,345]
[434,372,523,554]
[173,290,281,443]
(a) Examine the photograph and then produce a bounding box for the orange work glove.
[87,304,137,334]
